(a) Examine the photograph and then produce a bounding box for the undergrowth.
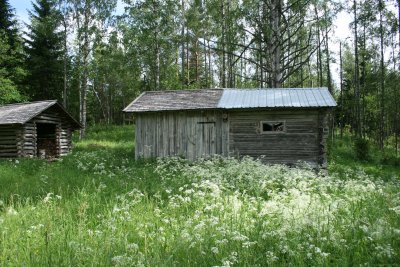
[0,125,399,266]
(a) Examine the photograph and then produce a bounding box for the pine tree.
[25,0,63,101]
[0,0,18,48]
[0,0,25,103]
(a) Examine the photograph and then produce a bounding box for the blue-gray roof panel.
[290,89,302,107]
[320,89,337,106]
[217,88,336,109]
[307,89,318,106]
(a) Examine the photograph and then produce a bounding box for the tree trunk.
[270,0,282,88]
[353,0,361,137]
[324,5,332,93]
[259,35,264,87]
[156,41,160,90]
[62,17,68,108]
[396,0,400,155]
[181,0,185,89]
[208,39,212,87]
[79,1,90,140]
[379,0,385,150]
[204,35,208,88]
[361,25,366,138]
[221,0,226,88]
[186,26,190,87]
[340,42,343,138]
[195,40,199,86]
[315,5,323,87]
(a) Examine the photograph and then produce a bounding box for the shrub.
[381,153,400,166]
[353,138,370,160]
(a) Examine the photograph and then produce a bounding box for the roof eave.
[123,107,221,113]
[124,106,336,113]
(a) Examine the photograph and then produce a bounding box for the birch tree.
[67,0,116,139]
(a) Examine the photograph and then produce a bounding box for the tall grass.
[0,125,399,266]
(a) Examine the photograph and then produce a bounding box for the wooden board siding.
[228,109,329,165]
[135,110,229,160]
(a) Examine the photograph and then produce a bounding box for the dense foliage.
[0,126,399,266]
[0,0,25,104]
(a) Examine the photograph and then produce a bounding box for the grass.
[329,133,400,181]
[0,125,399,266]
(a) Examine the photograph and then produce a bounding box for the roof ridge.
[137,88,329,94]
[222,87,328,90]
[142,88,223,94]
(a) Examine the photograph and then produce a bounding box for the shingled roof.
[123,89,223,112]
[124,88,336,113]
[0,100,81,128]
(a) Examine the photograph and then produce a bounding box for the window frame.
[260,120,286,134]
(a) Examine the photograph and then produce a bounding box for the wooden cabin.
[123,88,337,167]
[0,100,81,158]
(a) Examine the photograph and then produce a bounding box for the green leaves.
[0,77,22,104]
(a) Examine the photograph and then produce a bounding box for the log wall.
[0,125,22,158]
[20,121,36,157]
[135,110,229,160]
[228,109,330,166]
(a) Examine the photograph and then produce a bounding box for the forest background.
[1,0,399,152]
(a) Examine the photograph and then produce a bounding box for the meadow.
[0,125,399,266]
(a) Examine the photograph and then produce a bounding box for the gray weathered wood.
[133,108,331,167]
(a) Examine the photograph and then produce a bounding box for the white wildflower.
[389,206,400,215]
[211,247,219,254]
[43,193,53,203]
[6,207,18,215]
[127,243,139,251]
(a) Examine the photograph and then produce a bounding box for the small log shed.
[124,88,337,167]
[0,100,81,158]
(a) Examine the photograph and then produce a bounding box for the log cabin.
[123,88,337,167]
[0,100,81,158]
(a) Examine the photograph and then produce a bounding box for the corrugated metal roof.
[123,89,223,112]
[217,88,336,108]
[123,88,336,113]
[0,100,81,128]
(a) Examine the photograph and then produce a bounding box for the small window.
[260,121,286,133]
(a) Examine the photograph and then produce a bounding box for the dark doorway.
[36,123,58,158]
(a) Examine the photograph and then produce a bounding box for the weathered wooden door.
[195,121,216,158]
